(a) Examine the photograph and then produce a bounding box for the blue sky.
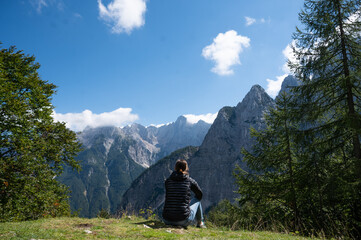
[1,0,304,131]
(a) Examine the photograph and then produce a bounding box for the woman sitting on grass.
[162,159,206,228]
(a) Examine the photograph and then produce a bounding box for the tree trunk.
[336,1,361,165]
[284,118,300,231]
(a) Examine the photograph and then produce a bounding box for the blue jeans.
[163,198,204,227]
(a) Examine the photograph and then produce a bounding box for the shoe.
[196,221,206,229]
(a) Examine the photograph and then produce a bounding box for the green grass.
[0,216,316,239]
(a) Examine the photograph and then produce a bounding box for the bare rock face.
[120,117,211,167]
[59,126,146,218]
[188,85,275,211]
[153,116,211,159]
[119,84,275,214]
[122,124,161,168]
[279,75,299,95]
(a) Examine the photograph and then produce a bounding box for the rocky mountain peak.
[234,85,274,120]
[239,84,271,106]
[77,126,123,149]
[279,75,299,95]
[174,115,188,126]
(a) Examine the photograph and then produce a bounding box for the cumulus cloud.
[202,30,251,76]
[52,107,139,132]
[265,41,299,97]
[282,40,298,73]
[183,113,218,124]
[265,74,289,98]
[98,0,146,34]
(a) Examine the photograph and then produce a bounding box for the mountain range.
[59,115,211,217]
[119,75,299,214]
[60,75,299,218]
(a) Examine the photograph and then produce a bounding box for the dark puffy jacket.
[162,171,203,222]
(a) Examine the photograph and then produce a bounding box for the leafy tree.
[0,45,81,221]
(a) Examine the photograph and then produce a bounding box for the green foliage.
[97,208,111,219]
[233,1,361,238]
[291,0,361,169]
[290,0,361,237]
[236,93,302,232]
[0,45,81,221]
[208,200,293,233]
[234,91,360,238]
[139,207,157,220]
[207,200,243,230]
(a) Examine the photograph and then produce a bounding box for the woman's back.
[162,159,204,228]
[162,171,193,221]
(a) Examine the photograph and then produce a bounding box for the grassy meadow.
[0,216,317,240]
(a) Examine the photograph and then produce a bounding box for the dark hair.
[175,159,189,175]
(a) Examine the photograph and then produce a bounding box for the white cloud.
[148,122,172,128]
[202,30,250,76]
[98,0,146,34]
[245,16,256,26]
[53,107,139,132]
[245,16,268,26]
[265,74,288,98]
[282,40,297,73]
[265,41,298,97]
[183,113,218,124]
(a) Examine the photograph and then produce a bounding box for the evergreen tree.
[232,0,361,237]
[236,92,301,232]
[289,0,361,235]
[290,0,361,174]
[0,46,81,221]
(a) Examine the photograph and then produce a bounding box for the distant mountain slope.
[147,116,210,159]
[123,116,211,163]
[120,84,276,214]
[59,117,211,217]
[59,126,146,217]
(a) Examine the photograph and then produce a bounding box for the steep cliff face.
[59,126,146,217]
[119,84,276,214]
[188,85,275,210]
[121,124,161,167]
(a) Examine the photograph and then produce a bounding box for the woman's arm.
[190,177,203,200]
